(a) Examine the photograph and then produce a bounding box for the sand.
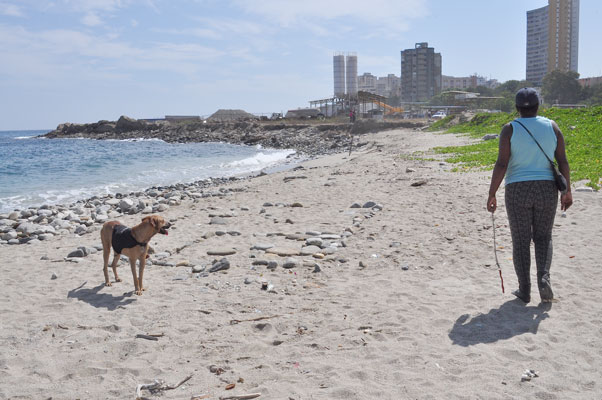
[1,128,601,399]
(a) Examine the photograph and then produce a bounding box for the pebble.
[209,217,227,225]
[251,243,275,251]
[209,258,230,272]
[207,248,236,256]
[192,265,206,273]
[282,257,300,269]
[51,272,58,280]
[265,247,301,256]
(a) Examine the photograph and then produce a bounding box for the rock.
[265,247,301,256]
[306,237,323,247]
[362,201,377,208]
[16,222,39,235]
[119,198,135,210]
[267,261,278,270]
[244,277,254,284]
[176,260,190,267]
[192,265,206,273]
[482,134,499,141]
[251,243,275,251]
[209,258,230,273]
[411,180,428,187]
[37,209,53,217]
[155,204,169,212]
[406,167,416,173]
[8,211,19,220]
[350,202,362,208]
[320,234,340,240]
[1,231,17,241]
[291,202,303,207]
[575,187,594,192]
[38,233,54,241]
[300,245,322,256]
[209,217,227,225]
[142,206,153,214]
[313,264,321,273]
[106,198,120,206]
[202,231,216,239]
[282,257,300,269]
[95,214,109,223]
[263,202,274,207]
[51,272,58,280]
[207,248,236,256]
[115,115,147,132]
[227,231,241,236]
[67,248,86,258]
[252,260,269,266]
[74,225,87,235]
[8,239,20,245]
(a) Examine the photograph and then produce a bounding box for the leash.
[491,212,505,293]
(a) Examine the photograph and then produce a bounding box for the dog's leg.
[138,252,147,292]
[111,252,122,283]
[130,257,142,295]
[103,244,112,286]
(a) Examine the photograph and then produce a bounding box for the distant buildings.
[442,74,500,90]
[400,42,442,102]
[579,76,602,88]
[526,0,580,86]
[358,73,400,98]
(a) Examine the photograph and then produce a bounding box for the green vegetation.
[430,107,602,189]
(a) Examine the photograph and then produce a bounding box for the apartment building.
[526,0,579,86]
[400,42,442,102]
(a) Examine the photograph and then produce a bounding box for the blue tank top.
[505,116,557,185]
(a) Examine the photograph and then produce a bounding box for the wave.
[222,149,295,169]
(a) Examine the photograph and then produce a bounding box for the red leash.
[491,213,505,293]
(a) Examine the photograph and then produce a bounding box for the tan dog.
[100,215,170,295]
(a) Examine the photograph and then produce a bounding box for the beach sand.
[1,128,601,399]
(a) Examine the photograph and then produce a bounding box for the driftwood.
[135,373,193,399]
[229,315,279,325]
[135,334,159,341]
[219,393,261,400]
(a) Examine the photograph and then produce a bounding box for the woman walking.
[487,88,573,303]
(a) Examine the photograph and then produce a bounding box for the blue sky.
[1,0,601,130]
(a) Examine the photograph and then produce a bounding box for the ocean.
[0,130,296,213]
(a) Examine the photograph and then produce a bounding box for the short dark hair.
[516,104,538,115]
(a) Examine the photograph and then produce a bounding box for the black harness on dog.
[111,225,147,254]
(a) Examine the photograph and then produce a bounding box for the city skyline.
[1,0,602,130]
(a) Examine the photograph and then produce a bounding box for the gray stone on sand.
[207,248,236,256]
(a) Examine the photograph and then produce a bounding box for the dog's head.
[142,215,171,235]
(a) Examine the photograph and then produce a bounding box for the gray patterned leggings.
[505,180,558,298]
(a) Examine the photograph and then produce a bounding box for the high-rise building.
[526,0,579,86]
[400,42,441,102]
[333,53,346,97]
[345,53,358,98]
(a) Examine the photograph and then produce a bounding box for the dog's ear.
[142,215,158,228]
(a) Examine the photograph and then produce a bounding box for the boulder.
[115,116,148,132]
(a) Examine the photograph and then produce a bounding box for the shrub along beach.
[430,106,602,189]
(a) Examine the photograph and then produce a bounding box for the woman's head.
[515,87,540,117]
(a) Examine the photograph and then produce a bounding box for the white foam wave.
[222,150,294,169]
[14,136,34,140]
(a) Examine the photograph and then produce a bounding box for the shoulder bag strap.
[513,119,555,166]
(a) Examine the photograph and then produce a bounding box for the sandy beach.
[1,127,601,399]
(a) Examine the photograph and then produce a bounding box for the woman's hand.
[487,195,497,213]
[561,191,573,211]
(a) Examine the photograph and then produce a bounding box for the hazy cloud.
[0,2,24,16]
[81,12,103,26]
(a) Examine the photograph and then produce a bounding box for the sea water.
[0,130,295,213]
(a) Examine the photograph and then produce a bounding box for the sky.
[1,0,601,130]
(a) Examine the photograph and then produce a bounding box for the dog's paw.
[135,290,143,295]
[105,282,112,287]
[115,278,122,282]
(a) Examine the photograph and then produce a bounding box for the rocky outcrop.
[43,117,426,156]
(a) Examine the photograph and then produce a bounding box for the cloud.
[233,0,428,29]
[81,12,103,26]
[0,2,24,17]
